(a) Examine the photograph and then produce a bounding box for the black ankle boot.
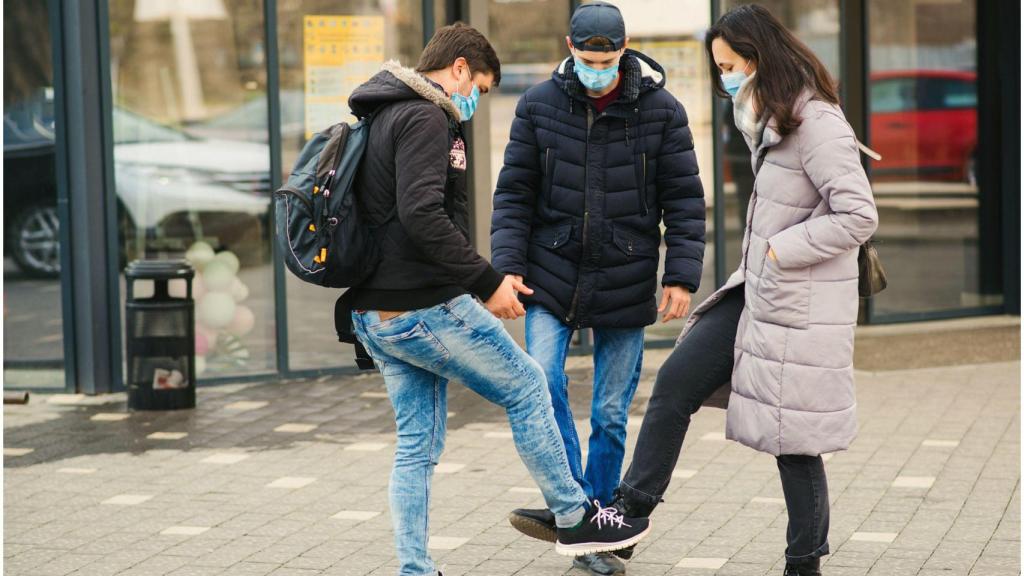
[609,490,654,560]
[784,558,821,576]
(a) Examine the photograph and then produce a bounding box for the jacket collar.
[381,60,462,122]
[756,89,817,156]
[554,50,665,108]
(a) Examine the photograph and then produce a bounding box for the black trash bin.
[125,260,196,410]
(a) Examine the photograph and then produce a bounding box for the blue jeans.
[352,295,588,576]
[525,304,645,505]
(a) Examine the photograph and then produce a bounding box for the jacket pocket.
[542,147,554,203]
[634,152,649,216]
[531,223,573,250]
[612,225,658,261]
[754,250,811,329]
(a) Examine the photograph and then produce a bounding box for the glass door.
[3,0,69,391]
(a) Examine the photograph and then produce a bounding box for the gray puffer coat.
[680,93,878,456]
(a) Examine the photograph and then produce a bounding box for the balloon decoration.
[184,243,255,375]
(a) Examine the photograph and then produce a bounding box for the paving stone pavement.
[3,351,1019,576]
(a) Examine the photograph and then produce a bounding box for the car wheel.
[10,204,61,277]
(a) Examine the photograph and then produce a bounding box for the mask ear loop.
[458,63,473,98]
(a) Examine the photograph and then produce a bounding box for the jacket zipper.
[566,107,594,325]
[741,148,770,272]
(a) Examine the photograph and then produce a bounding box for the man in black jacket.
[492,4,706,574]
[346,24,652,576]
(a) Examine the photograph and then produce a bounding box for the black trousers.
[619,287,830,564]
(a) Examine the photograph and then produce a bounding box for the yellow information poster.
[303,15,385,139]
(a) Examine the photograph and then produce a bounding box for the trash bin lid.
[125,259,195,280]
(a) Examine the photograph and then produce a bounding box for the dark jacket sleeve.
[658,100,706,292]
[490,95,541,277]
[394,104,503,300]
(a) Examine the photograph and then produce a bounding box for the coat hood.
[553,49,666,104]
[349,60,462,121]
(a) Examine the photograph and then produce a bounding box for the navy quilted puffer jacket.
[490,50,706,329]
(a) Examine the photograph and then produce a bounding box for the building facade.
[3,0,1019,393]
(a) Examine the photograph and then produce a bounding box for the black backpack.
[274,116,383,288]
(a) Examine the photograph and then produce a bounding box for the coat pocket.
[754,251,811,329]
[531,222,573,250]
[611,225,658,261]
[634,152,649,216]
[542,147,554,203]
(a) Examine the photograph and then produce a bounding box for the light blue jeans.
[352,294,588,576]
[525,304,645,505]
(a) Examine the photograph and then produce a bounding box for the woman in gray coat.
[611,5,878,576]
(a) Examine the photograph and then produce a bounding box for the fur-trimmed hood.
[349,60,462,121]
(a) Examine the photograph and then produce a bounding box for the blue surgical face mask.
[574,58,620,91]
[451,68,480,122]
[721,61,753,98]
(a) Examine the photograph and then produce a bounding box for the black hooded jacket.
[345,61,504,314]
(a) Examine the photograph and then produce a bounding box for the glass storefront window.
[277,1,424,370]
[4,0,67,390]
[108,0,276,379]
[867,0,996,316]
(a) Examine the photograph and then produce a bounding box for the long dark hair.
[705,4,839,136]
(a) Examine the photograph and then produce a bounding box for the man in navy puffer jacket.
[493,3,705,574]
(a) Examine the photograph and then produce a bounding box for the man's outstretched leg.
[358,295,653,556]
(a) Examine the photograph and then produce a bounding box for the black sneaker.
[555,500,651,557]
[508,508,557,543]
[573,551,626,575]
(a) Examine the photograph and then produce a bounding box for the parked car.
[869,70,977,184]
[4,95,271,277]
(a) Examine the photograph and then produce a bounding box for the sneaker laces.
[589,499,632,530]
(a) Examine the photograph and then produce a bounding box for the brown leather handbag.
[858,240,888,297]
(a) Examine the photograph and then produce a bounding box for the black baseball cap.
[570,2,626,52]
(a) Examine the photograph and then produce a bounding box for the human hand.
[658,285,692,323]
[485,275,534,319]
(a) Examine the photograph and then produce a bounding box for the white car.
[5,102,272,277]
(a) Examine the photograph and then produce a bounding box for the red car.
[870,70,977,184]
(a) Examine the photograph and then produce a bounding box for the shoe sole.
[508,513,558,543]
[555,522,653,557]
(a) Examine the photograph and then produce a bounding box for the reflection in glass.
[867,0,995,315]
[3,0,66,389]
[278,1,423,370]
[109,0,275,378]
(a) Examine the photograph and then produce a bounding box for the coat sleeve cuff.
[662,280,696,293]
[468,265,505,302]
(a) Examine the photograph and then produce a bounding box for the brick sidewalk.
[4,351,1019,576]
